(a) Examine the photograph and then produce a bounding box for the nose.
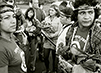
[10,16,16,25]
[84,13,90,19]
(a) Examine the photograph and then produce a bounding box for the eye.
[3,16,10,19]
[88,11,94,15]
[78,11,86,15]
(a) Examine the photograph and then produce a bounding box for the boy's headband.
[74,4,96,11]
[0,9,14,14]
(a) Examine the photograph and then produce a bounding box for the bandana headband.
[74,4,96,11]
[0,9,14,14]
[0,9,15,21]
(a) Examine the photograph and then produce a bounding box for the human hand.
[16,25,24,33]
[57,43,69,55]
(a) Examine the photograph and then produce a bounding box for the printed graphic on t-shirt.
[20,51,27,72]
[74,35,86,50]
[70,35,86,55]
[14,45,27,72]
[75,35,86,43]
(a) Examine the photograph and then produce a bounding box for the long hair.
[25,7,35,20]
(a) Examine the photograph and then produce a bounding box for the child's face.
[28,10,34,18]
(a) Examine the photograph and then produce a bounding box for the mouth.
[83,20,90,23]
[10,25,16,29]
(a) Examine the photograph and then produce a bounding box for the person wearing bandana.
[0,2,27,73]
[56,0,101,73]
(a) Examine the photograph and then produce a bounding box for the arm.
[21,14,27,29]
[16,8,27,31]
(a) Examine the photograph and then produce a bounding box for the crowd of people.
[0,0,101,73]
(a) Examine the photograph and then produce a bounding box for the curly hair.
[71,0,99,22]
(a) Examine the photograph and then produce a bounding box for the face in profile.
[28,10,34,18]
[0,6,16,33]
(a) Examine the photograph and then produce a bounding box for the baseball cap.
[60,6,73,17]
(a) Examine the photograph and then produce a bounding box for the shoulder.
[0,42,9,67]
[91,25,101,41]
[0,39,11,55]
[0,38,5,51]
[0,39,8,58]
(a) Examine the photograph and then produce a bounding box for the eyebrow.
[1,13,15,19]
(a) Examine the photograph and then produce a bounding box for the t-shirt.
[0,37,27,73]
[74,28,89,51]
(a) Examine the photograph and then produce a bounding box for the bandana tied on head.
[0,2,14,14]
[73,0,99,11]
[0,2,14,21]
[74,4,96,11]
[0,9,14,14]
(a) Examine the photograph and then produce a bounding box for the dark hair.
[25,7,35,20]
[48,4,60,17]
[60,6,73,16]
[60,1,67,7]
[74,0,98,9]
[71,0,99,22]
